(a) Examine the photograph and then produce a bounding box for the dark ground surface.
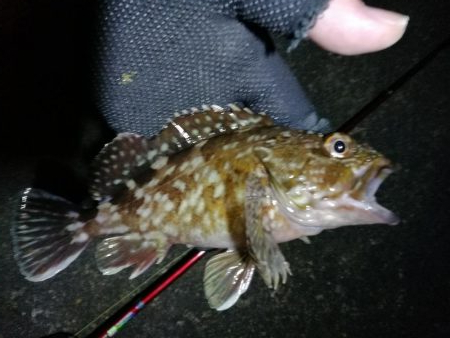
[1,0,450,337]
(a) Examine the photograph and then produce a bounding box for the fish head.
[263,131,399,228]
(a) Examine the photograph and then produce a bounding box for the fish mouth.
[345,160,400,226]
[272,159,400,228]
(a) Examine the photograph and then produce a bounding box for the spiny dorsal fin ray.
[90,104,274,201]
[90,133,169,201]
[163,103,274,150]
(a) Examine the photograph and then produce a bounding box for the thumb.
[308,0,409,55]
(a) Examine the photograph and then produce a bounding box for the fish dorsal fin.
[161,104,274,150]
[90,133,162,201]
[90,104,274,201]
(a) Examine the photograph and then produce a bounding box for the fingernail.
[368,8,410,27]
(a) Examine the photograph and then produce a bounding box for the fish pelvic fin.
[12,188,92,282]
[203,250,256,311]
[96,233,170,279]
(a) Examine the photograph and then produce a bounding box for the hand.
[309,0,409,55]
[94,0,409,136]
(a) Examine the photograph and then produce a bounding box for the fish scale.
[12,104,399,311]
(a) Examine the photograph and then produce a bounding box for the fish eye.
[323,133,353,158]
[334,140,346,154]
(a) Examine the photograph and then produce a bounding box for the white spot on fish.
[188,185,204,206]
[210,105,223,112]
[147,149,157,160]
[147,178,160,188]
[235,187,245,203]
[207,170,220,184]
[139,222,149,232]
[152,213,166,227]
[203,126,212,134]
[178,199,189,215]
[151,156,168,170]
[109,225,129,233]
[111,212,122,222]
[182,212,193,223]
[195,198,205,215]
[228,103,240,112]
[236,148,251,159]
[222,141,239,151]
[163,199,175,212]
[134,188,145,199]
[172,179,186,192]
[190,156,204,169]
[179,161,189,172]
[154,192,163,202]
[140,208,152,219]
[141,241,152,249]
[164,165,176,177]
[195,140,208,149]
[66,222,84,232]
[247,134,259,142]
[71,232,88,243]
[255,146,273,162]
[160,143,169,152]
[191,129,199,136]
[250,116,262,124]
[123,232,142,241]
[126,179,137,190]
[144,194,152,203]
[213,182,225,198]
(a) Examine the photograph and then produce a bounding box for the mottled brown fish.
[12,104,399,310]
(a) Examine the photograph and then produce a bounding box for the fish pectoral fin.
[245,171,292,290]
[203,250,255,311]
[95,234,169,279]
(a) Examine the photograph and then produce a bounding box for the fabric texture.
[93,0,330,136]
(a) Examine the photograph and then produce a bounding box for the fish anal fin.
[203,250,255,311]
[95,234,169,279]
[245,170,292,290]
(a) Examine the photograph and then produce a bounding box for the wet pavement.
[1,0,449,337]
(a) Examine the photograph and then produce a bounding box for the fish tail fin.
[12,188,92,282]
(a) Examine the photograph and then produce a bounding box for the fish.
[11,104,399,311]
